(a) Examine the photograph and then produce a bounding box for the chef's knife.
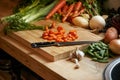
[31,41,98,48]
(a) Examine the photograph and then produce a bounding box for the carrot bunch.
[45,0,85,22]
[61,1,85,22]
[42,23,78,42]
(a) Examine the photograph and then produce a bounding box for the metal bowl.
[103,57,120,80]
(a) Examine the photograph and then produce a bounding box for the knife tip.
[31,43,38,48]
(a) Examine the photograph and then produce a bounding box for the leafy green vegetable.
[80,0,104,17]
[1,0,59,34]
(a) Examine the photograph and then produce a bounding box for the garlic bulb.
[75,47,85,61]
[68,47,85,69]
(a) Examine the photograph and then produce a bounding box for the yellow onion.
[109,39,120,54]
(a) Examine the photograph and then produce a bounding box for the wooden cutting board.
[8,20,103,61]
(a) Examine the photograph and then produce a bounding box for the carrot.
[74,1,82,13]
[71,1,82,18]
[62,3,75,22]
[62,5,69,15]
[42,25,78,42]
[51,21,56,28]
[78,8,85,14]
[71,7,85,18]
[45,0,66,19]
[57,26,64,31]
[57,8,62,14]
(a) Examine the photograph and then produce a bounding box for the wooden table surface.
[0,32,108,80]
[0,1,114,80]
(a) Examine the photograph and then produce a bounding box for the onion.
[72,16,89,28]
[89,15,106,31]
[104,27,118,43]
[109,39,120,54]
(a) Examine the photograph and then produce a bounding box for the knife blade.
[31,41,98,48]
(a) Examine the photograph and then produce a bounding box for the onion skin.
[104,27,118,43]
[109,39,120,55]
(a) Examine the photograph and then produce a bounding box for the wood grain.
[8,20,103,61]
[0,33,110,80]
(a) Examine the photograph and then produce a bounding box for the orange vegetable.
[72,7,85,18]
[42,25,78,42]
[45,0,66,19]
[79,8,85,14]
[51,21,56,28]
[73,1,82,14]
[62,5,69,15]
[57,8,62,14]
[62,3,75,22]
[57,26,64,31]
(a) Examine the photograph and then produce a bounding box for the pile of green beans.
[84,41,112,63]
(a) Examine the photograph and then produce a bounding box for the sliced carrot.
[42,32,48,36]
[57,26,64,31]
[45,0,66,19]
[62,3,75,22]
[47,36,54,40]
[42,25,78,42]
[42,35,49,39]
[51,21,56,28]
[45,26,49,31]
[55,38,64,42]
[48,29,52,34]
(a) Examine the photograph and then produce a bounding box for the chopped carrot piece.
[42,25,78,42]
[51,21,56,28]
[57,26,64,31]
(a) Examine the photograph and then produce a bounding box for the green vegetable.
[92,58,109,63]
[80,0,104,17]
[84,41,113,63]
[1,0,59,34]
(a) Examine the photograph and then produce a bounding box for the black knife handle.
[31,42,56,48]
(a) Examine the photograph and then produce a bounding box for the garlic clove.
[74,63,80,69]
[75,47,85,61]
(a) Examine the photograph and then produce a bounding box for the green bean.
[95,46,101,51]
[88,51,94,56]
[96,59,109,63]
[103,57,109,60]
[94,52,103,59]
[84,41,113,63]
[92,58,108,63]
[92,57,98,61]
[104,49,109,57]
[89,45,94,50]
[100,50,105,57]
